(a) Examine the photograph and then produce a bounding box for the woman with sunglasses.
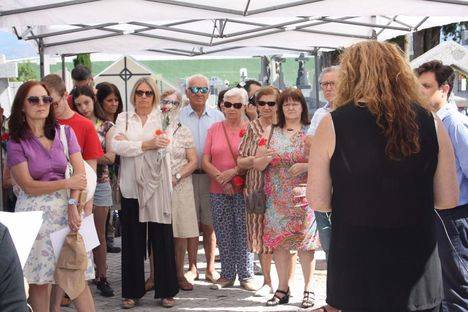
[254,88,318,309]
[72,85,116,298]
[144,89,199,292]
[202,87,256,290]
[7,81,95,312]
[237,86,281,297]
[112,78,178,309]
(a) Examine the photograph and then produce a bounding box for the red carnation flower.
[239,129,246,138]
[232,175,245,187]
[154,129,164,136]
[258,137,267,146]
[1,132,9,142]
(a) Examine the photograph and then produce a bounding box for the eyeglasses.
[320,81,336,89]
[283,102,301,108]
[223,102,243,109]
[257,101,276,107]
[135,90,154,97]
[161,99,180,106]
[189,86,209,94]
[27,95,53,106]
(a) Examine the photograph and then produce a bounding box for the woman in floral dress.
[255,88,318,309]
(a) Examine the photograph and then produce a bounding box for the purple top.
[7,125,81,181]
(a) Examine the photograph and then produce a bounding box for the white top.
[112,109,165,199]
[307,103,331,136]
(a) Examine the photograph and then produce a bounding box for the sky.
[0,30,37,60]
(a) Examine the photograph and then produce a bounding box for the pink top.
[204,121,247,194]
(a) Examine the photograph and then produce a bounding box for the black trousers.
[121,197,179,299]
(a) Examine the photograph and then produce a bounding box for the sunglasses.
[161,99,180,106]
[27,95,53,105]
[135,90,154,97]
[189,86,209,94]
[223,102,243,109]
[257,100,276,107]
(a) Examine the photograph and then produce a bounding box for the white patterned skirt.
[15,190,95,285]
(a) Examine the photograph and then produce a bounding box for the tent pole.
[39,38,45,78]
[61,55,66,83]
[314,50,321,110]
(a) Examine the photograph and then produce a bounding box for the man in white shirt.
[179,74,224,284]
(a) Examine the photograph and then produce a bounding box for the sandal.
[266,288,290,306]
[301,291,315,309]
[162,297,175,308]
[178,278,194,291]
[122,298,138,309]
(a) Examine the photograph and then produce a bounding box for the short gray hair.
[186,74,209,88]
[319,66,340,83]
[223,87,248,104]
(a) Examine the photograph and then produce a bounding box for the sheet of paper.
[0,211,43,269]
[50,214,100,259]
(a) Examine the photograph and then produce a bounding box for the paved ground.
[64,238,328,311]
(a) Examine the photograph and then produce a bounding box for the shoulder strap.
[221,123,237,162]
[59,125,70,161]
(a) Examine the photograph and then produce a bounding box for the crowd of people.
[0,40,466,312]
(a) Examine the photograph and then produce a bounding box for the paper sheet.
[50,214,100,259]
[0,211,43,269]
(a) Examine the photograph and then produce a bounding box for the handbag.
[59,125,96,202]
[245,125,275,214]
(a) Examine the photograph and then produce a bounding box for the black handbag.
[245,126,275,214]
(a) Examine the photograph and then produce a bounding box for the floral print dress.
[263,126,317,251]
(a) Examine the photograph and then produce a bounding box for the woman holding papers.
[112,77,178,309]
[7,81,95,312]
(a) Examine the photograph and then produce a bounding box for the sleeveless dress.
[327,103,443,311]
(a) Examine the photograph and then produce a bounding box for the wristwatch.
[68,198,79,206]
[175,173,182,182]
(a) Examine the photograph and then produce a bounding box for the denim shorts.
[93,181,113,207]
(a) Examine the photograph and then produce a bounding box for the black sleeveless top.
[327,103,443,311]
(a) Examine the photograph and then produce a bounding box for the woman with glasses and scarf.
[202,88,256,291]
[112,77,178,309]
[7,81,95,312]
[145,89,199,292]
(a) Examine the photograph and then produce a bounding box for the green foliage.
[73,53,92,71]
[442,22,468,43]
[11,61,38,82]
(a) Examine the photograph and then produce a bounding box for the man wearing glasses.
[179,74,224,285]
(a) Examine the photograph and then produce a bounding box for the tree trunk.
[412,26,441,58]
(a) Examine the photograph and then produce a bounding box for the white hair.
[223,87,248,104]
[319,66,340,83]
[186,74,209,88]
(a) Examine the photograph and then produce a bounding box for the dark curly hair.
[9,81,56,142]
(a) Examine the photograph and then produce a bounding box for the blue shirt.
[179,104,225,168]
[437,101,468,206]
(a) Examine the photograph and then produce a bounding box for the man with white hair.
[179,74,224,284]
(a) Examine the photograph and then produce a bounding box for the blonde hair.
[334,41,430,160]
[130,77,160,108]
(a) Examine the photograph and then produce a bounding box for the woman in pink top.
[202,88,255,290]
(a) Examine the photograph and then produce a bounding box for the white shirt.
[307,103,331,136]
[112,109,164,199]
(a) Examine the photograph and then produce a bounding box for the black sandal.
[266,288,290,306]
[301,290,315,308]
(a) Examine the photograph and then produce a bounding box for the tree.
[15,61,37,82]
[73,53,92,71]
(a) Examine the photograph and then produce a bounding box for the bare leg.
[201,223,216,275]
[273,247,292,292]
[174,238,188,281]
[298,250,316,291]
[72,285,96,312]
[93,206,109,280]
[149,248,154,282]
[49,285,62,312]
[28,284,50,312]
[288,252,297,286]
[260,253,273,286]
[187,224,201,275]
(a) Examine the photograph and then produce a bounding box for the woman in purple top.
[7,81,96,312]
